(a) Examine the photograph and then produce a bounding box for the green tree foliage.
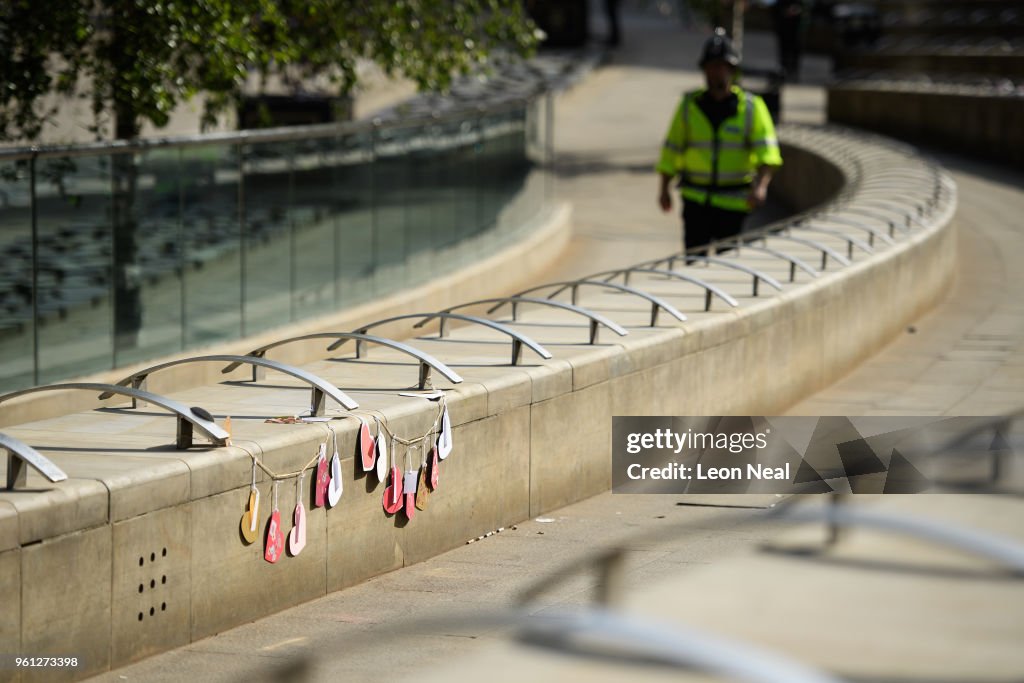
[0,0,538,142]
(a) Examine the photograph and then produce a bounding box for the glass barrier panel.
[34,154,113,384]
[371,124,413,292]
[180,143,242,347]
[0,158,35,391]
[242,140,295,335]
[114,147,186,367]
[333,131,376,308]
[290,137,344,321]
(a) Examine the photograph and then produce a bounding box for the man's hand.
[659,187,672,212]
[658,173,674,212]
[747,166,773,209]
[746,184,768,209]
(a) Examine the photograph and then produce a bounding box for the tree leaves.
[0,0,537,142]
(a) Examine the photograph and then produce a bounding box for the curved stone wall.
[0,124,957,680]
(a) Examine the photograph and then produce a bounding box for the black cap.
[699,27,740,67]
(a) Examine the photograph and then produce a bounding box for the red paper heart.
[314,456,329,507]
[382,466,403,514]
[264,510,285,564]
[360,421,375,471]
[430,447,439,490]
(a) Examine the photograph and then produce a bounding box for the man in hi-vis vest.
[657,28,783,252]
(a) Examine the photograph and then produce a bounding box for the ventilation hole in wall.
[161,602,167,612]
[162,547,167,557]
[139,557,144,567]
[138,584,144,594]
[138,612,143,622]
[149,607,155,617]
[150,552,156,562]
[150,579,156,589]
[161,575,167,585]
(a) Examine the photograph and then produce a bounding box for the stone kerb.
[0,125,957,681]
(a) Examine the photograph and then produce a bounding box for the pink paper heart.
[382,466,403,514]
[360,421,375,471]
[288,503,307,556]
[430,447,440,490]
[264,510,284,564]
[314,456,329,507]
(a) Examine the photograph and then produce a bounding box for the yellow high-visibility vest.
[657,85,782,213]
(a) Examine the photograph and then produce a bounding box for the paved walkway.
[788,152,1024,416]
[89,7,1024,683]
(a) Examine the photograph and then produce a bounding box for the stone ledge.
[0,124,958,681]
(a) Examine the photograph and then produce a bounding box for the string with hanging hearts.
[233,394,452,562]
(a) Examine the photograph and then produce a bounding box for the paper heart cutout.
[264,509,284,564]
[415,468,430,511]
[288,502,307,556]
[382,466,403,514]
[375,433,388,482]
[429,447,440,490]
[404,492,416,520]
[437,407,453,460]
[327,453,343,507]
[359,419,375,471]
[314,454,329,507]
[240,489,260,544]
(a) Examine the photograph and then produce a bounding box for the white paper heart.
[376,431,388,482]
[437,406,453,460]
[327,453,343,507]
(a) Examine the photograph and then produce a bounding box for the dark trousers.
[682,201,747,252]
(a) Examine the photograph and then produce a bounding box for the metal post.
[288,144,297,323]
[6,452,26,490]
[238,141,248,338]
[825,494,844,546]
[511,339,523,366]
[595,549,627,607]
[176,417,194,450]
[130,375,148,409]
[418,362,432,390]
[310,387,326,417]
[178,147,187,351]
[30,152,40,386]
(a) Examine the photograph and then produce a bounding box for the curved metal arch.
[1,432,68,489]
[853,192,925,215]
[758,234,851,270]
[774,501,1024,575]
[819,205,909,236]
[850,198,929,226]
[101,355,359,416]
[644,254,784,298]
[514,608,846,683]
[816,207,896,238]
[351,313,552,366]
[436,297,628,345]
[221,332,462,390]
[0,383,229,449]
[511,280,687,327]
[728,243,820,282]
[591,268,739,312]
[857,179,943,203]
[801,215,897,247]
[787,225,873,260]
